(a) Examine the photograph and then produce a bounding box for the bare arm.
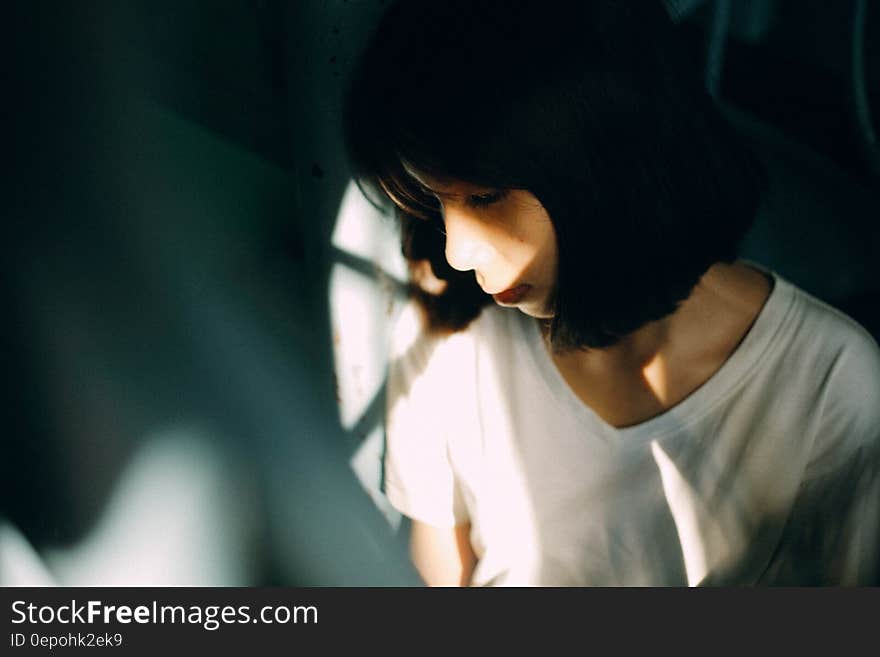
[409,520,477,586]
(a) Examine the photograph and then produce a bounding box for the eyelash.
[466,189,506,208]
[427,189,507,234]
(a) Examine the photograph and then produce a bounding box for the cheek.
[494,194,556,270]
[527,224,558,273]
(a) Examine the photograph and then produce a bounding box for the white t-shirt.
[384,269,880,586]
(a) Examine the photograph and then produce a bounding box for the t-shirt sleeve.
[382,305,470,529]
[761,325,880,585]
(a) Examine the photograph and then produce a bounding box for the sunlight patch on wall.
[331,181,407,283]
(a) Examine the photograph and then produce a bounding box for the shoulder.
[790,283,880,404]
[385,301,526,447]
[384,302,488,528]
[767,275,880,382]
[387,301,515,387]
[783,280,880,467]
[387,302,481,389]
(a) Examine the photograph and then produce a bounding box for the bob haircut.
[343,0,766,352]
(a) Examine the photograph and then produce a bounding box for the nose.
[442,206,496,273]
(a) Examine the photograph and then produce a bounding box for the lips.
[492,284,531,305]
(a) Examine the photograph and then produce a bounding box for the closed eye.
[467,189,507,208]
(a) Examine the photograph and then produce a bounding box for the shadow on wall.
[4,0,419,586]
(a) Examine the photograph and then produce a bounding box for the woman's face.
[412,174,559,319]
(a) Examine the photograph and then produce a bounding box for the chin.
[517,301,554,320]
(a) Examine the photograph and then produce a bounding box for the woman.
[343,0,880,585]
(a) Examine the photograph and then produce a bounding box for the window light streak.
[0,521,57,586]
[42,429,254,586]
[331,181,408,284]
[651,440,730,586]
[642,353,669,405]
[329,263,400,430]
[330,179,416,529]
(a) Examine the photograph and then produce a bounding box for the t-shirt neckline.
[520,266,796,445]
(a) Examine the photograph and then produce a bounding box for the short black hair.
[343,0,766,351]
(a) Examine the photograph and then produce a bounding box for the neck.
[540,261,772,409]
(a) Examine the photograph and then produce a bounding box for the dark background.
[3,0,878,585]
